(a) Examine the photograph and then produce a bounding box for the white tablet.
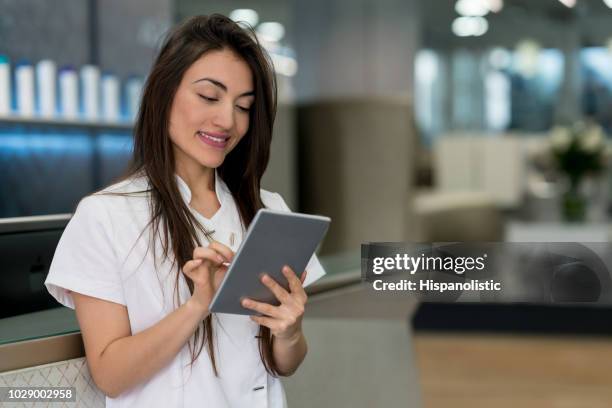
[209,209,331,315]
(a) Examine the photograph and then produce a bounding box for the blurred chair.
[434,133,526,209]
[412,191,503,241]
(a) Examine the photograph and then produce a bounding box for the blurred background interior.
[2,0,612,406]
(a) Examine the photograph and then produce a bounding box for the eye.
[198,94,218,102]
[236,105,251,113]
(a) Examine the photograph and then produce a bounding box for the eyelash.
[198,94,251,113]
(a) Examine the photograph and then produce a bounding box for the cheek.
[168,101,188,139]
[236,114,250,139]
[167,117,181,145]
[170,93,200,127]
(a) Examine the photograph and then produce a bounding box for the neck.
[175,162,216,203]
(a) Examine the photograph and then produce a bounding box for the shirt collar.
[174,169,228,208]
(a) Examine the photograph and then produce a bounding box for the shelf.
[0,114,134,131]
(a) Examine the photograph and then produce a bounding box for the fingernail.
[217,255,225,263]
[194,259,203,264]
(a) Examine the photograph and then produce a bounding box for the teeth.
[198,131,226,143]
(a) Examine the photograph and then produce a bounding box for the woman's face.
[168,48,254,171]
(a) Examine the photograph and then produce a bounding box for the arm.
[242,267,309,376]
[74,242,234,398]
[272,328,308,376]
[73,292,207,398]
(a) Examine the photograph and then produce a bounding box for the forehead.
[183,49,253,91]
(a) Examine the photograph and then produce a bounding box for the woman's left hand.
[241,266,307,342]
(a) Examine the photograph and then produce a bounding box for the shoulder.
[260,189,291,212]
[67,175,150,234]
[81,174,150,213]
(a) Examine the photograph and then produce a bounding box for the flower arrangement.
[549,121,608,221]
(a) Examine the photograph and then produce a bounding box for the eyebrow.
[192,77,254,97]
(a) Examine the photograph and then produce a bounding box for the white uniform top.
[44,170,326,408]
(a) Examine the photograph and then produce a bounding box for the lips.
[197,130,229,149]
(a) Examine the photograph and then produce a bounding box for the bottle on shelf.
[15,60,35,117]
[36,59,57,118]
[80,64,100,120]
[59,66,78,120]
[0,55,10,116]
[0,56,139,126]
[101,72,120,122]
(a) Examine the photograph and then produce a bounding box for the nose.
[211,101,235,131]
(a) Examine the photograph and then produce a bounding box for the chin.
[198,154,225,169]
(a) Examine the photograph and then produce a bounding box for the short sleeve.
[268,192,327,287]
[45,195,126,309]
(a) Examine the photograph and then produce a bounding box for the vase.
[561,185,587,223]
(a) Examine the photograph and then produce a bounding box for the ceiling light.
[256,22,285,43]
[452,16,489,37]
[229,9,259,27]
[455,0,490,17]
[558,0,576,8]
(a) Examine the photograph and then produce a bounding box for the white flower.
[550,126,572,152]
[579,125,604,153]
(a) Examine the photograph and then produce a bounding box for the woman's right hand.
[182,241,234,315]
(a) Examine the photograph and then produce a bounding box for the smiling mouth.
[197,131,229,149]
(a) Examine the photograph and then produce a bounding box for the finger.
[281,265,303,294]
[282,266,307,303]
[261,273,291,304]
[192,247,226,265]
[249,314,278,329]
[207,241,235,262]
[241,298,283,317]
[300,270,308,284]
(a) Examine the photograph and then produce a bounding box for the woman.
[45,14,325,407]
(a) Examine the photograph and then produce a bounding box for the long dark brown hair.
[99,14,278,375]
